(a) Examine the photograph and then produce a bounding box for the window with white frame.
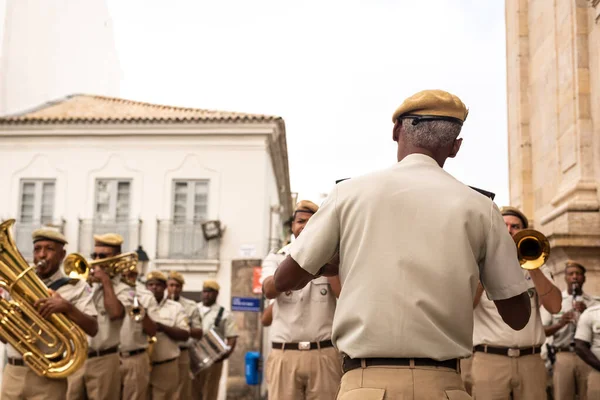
[172,180,209,223]
[94,179,131,222]
[19,179,56,223]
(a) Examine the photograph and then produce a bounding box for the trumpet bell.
[513,229,550,270]
[63,253,90,281]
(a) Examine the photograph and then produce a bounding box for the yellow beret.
[203,280,220,291]
[500,206,529,229]
[93,233,124,247]
[168,271,185,285]
[294,200,319,215]
[146,270,167,283]
[32,228,68,245]
[392,89,468,125]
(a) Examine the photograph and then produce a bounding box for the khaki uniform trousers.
[336,364,470,399]
[460,356,474,396]
[67,352,121,400]
[472,352,546,400]
[193,360,224,400]
[266,347,342,400]
[175,348,192,400]
[120,352,151,400]
[553,351,592,400]
[587,368,600,399]
[1,364,67,399]
[149,358,179,400]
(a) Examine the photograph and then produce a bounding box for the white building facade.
[0,94,292,398]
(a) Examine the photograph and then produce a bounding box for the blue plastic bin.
[245,351,262,385]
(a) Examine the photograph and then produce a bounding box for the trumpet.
[63,252,138,286]
[129,295,145,322]
[513,229,550,270]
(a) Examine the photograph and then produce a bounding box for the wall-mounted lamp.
[201,220,224,241]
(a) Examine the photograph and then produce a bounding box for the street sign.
[231,296,261,312]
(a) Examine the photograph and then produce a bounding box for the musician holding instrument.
[67,233,136,400]
[574,301,600,398]
[471,206,562,400]
[542,261,597,400]
[261,200,342,400]
[193,280,238,400]
[145,270,191,399]
[273,90,533,399]
[119,268,158,400]
[0,228,98,400]
[167,270,203,400]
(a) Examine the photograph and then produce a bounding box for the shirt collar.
[397,153,440,167]
[42,267,67,287]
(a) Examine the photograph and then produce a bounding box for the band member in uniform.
[471,206,562,400]
[119,268,158,400]
[145,270,190,399]
[543,261,597,400]
[67,233,135,400]
[261,200,342,400]
[575,303,600,398]
[167,271,203,400]
[193,280,238,400]
[0,229,98,400]
[273,89,533,398]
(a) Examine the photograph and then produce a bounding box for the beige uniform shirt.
[148,296,189,362]
[575,304,600,360]
[119,281,157,353]
[5,268,97,359]
[473,267,554,348]
[541,290,598,349]
[200,303,238,339]
[289,154,529,360]
[175,296,202,348]
[261,244,336,343]
[89,277,135,351]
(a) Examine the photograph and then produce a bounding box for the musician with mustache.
[0,229,98,400]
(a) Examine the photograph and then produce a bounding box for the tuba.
[63,252,138,286]
[0,219,88,378]
[513,229,550,270]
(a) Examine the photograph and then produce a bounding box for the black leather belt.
[272,340,334,351]
[342,357,460,374]
[179,347,189,351]
[555,347,575,353]
[88,345,119,359]
[152,357,178,366]
[8,356,62,366]
[120,348,147,358]
[474,345,541,357]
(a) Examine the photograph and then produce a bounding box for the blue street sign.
[231,296,261,312]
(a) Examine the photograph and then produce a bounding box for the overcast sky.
[105,0,509,206]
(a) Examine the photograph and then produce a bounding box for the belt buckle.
[298,341,311,350]
[507,348,520,357]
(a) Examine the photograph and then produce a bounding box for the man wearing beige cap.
[261,200,342,400]
[145,270,191,399]
[167,271,203,400]
[67,233,135,400]
[470,206,561,399]
[1,228,98,400]
[273,89,533,398]
[193,280,238,400]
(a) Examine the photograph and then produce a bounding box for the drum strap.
[214,306,225,328]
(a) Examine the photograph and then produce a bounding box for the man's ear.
[393,121,401,142]
[448,138,463,158]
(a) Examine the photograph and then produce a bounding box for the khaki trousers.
[1,364,67,399]
[336,365,470,399]
[472,352,546,400]
[266,347,342,400]
[149,358,179,400]
[553,351,592,400]
[67,352,121,400]
[587,368,600,399]
[193,361,224,400]
[120,352,150,400]
[460,356,474,396]
[175,348,192,400]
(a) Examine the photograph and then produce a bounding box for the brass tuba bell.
[513,229,550,270]
[0,219,88,378]
[63,252,138,287]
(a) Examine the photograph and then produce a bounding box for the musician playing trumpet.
[0,229,98,400]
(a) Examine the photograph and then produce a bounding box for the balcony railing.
[78,219,142,257]
[13,220,66,261]
[156,220,219,260]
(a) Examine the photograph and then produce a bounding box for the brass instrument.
[513,229,550,270]
[63,252,138,286]
[0,219,88,378]
[129,295,145,322]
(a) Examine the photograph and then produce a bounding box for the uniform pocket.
[444,389,472,399]
[337,388,385,400]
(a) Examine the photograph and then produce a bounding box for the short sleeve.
[479,203,530,300]
[260,252,280,285]
[540,307,552,326]
[69,281,98,317]
[189,305,202,328]
[115,281,135,308]
[224,312,238,338]
[575,309,594,343]
[174,304,190,330]
[289,187,341,275]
